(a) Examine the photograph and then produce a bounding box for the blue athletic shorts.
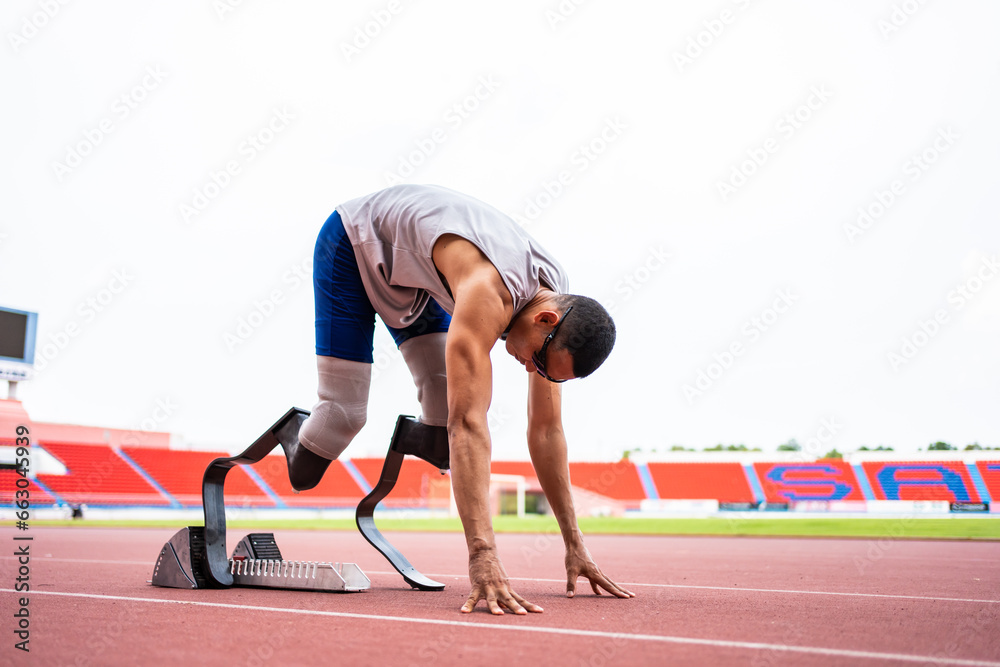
[313,210,451,363]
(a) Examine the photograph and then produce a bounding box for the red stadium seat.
[975,460,1000,502]
[754,460,866,503]
[251,454,367,508]
[123,447,274,507]
[647,462,754,503]
[0,469,57,505]
[568,461,646,509]
[863,461,981,502]
[36,442,170,506]
[351,457,449,509]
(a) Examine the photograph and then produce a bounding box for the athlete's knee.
[300,399,367,459]
[400,333,448,427]
[299,355,372,459]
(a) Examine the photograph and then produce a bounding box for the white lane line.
[9,558,998,604]
[0,557,152,566]
[366,571,1000,605]
[2,589,997,667]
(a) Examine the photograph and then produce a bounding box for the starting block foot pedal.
[151,526,209,589]
[229,533,370,592]
[151,528,369,593]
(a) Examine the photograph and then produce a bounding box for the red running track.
[1,526,998,666]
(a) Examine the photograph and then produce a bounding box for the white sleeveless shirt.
[336,184,569,329]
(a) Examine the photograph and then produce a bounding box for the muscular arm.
[526,372,582,548]
[527,372,636,599]
[445,281,502,558]
[433,234,543,614]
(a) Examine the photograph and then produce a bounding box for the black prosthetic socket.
[278,429,333,493]
[390,417,450,470]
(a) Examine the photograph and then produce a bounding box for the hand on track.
[565,543,635,599]
[461,549,544,615]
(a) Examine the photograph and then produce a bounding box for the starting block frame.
[151,407,449,593]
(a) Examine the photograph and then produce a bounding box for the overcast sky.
[2,1,998,460]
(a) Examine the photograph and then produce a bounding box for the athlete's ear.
[533,309,559,326]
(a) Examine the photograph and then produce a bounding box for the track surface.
[1,526,998,666]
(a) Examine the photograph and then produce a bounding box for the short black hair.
[550,294,616,378]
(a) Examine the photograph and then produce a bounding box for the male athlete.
[285,184,634,615]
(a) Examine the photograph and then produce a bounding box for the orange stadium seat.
[754,460,866,503]
[251,454,367,508]
[123,447,275,507]
[975,460,1000,502]
[567,461,647,509]
[491,461,537,479]
[0,469,57,505]
[36,441,170,506]
[351,456,449,509]
[647,462,755,503]
[862,460,982,502]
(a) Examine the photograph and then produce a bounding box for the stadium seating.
[975,461,1000,501]
[14,437,996,512]
[123,446,274,507]
[646,462,755,503]
[568,461,647,509]
[0,469,57,505]
[754,461,866,503]
[36,441,170,506]
[251,454,367,508]
[350,457,450,509]
[862,461,982,503]
[490,461,537,480]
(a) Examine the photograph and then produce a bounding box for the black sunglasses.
[531,306,573,383]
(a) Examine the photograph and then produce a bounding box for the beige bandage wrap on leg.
[299,355,371,460]
[399,332,449,428]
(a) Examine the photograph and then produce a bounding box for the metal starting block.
[150,407,448,593]
[229,559,369,592]
[152,529,370,592]
[228,532,369,592]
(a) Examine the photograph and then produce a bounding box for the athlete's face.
[504,309,575,382]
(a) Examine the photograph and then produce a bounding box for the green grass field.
[8,516,999,540]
